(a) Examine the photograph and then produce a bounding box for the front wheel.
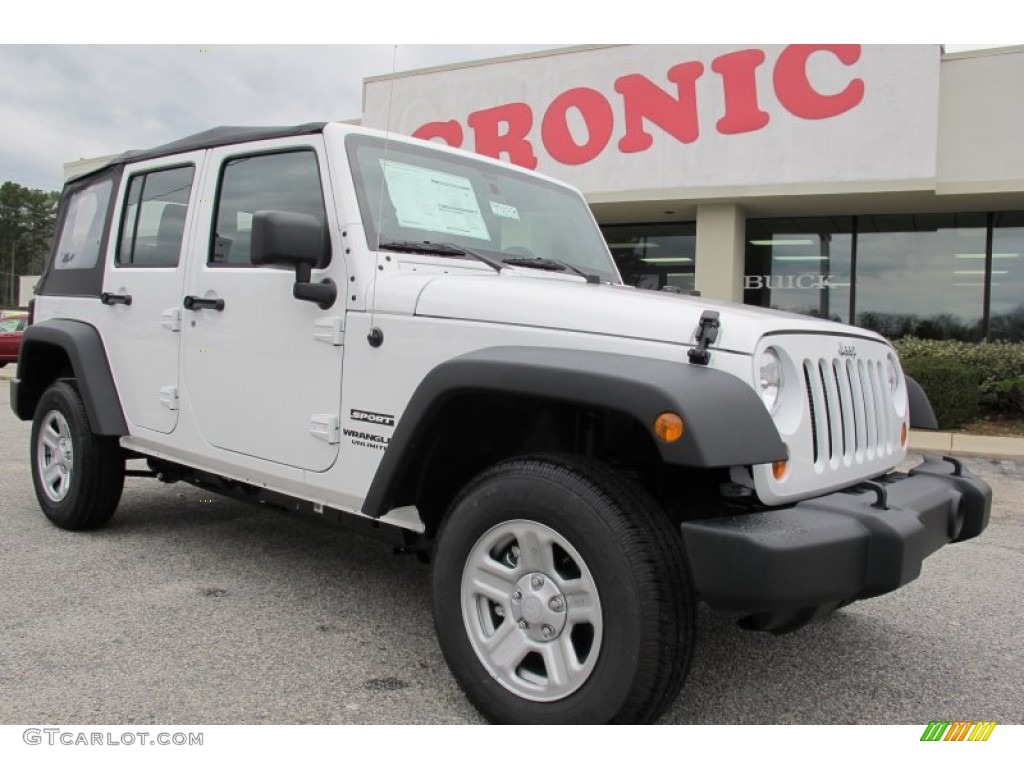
[432,455,694,724]
[30,381,125,530]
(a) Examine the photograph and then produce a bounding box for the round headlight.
[759,348,782,413]
[886,357,900,393]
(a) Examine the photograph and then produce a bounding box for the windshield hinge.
[687,310,720,365]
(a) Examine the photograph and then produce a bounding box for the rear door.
[98,155,202,434]
[181,137,346,472]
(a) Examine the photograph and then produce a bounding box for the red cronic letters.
[412,45,865,168]
[615,62,704,153]
[541,88,615,166]
[773,45,865,120]
[467,103,538,169]
[712,49,771,135]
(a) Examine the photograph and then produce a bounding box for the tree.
[1,181,61,307]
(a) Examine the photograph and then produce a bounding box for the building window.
[745,212,1017,341]
[855,213,987,341]
[989,211,1024,342]
[744,218,853,323]
[600,223,696,291]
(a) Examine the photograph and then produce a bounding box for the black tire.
[432,454,694,724]
[30,381,124,530]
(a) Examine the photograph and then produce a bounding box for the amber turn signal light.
[901,422,908,447]
[772,460,789,481]
[654,412,684,443]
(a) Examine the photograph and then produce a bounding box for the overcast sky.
[0,38,1013,193]
[0,44,570,191]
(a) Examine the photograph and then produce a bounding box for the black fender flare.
[905,374,938,430]
[12,319,128,436]
[361,346,786,518]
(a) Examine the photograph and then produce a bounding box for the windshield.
[346,135,620,283]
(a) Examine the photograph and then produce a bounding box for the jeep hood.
[405,272,886,355]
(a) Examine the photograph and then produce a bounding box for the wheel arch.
[361,346,786,524]
[12,319,128,436]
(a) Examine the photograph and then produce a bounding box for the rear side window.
[211,150,327,266]
[53,178,113,271]
[117,165,195,267]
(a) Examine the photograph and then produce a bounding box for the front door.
[182,138,345,472]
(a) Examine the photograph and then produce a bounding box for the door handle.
[183,295,225,311]
[100,292,132,306]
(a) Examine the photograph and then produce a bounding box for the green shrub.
[991,376,1024,417]
[894,337,1024,414]
[901,357,980,429]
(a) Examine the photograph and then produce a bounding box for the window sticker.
[489,201,520,221]
[381,160,490,241]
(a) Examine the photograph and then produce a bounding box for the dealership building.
[361,44,1024,342]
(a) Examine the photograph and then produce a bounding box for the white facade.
[362,45,1024,308]
[365,45,942,198]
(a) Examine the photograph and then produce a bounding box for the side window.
[53,178,113,271]
[211,150,327,266]
[117,165,195,267]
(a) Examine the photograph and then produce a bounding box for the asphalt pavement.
[1,381,1021,725]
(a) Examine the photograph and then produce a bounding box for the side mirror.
[251,211,336,309]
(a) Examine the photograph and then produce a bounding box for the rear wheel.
[30,381,124,530]
[432,455,694,724]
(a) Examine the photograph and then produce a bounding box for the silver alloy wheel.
[460,519,603,702]
[37,409,74,503]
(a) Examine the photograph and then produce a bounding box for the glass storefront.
[744,217,853,323]
[600,211,1023,342]
[855,213,987,341]
[600,223,696,293]
[743,212,1023,342]
[989,211,1024,342]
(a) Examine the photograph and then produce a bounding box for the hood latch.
[687,310,720,365]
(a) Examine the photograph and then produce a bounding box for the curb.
[909,430,1024,460]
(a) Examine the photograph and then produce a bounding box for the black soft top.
[70,122,329,182]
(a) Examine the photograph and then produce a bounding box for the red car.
[0,312,28,367]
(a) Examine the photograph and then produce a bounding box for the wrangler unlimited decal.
[343,428,390,450]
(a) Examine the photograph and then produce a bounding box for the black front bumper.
[680,456,991,632]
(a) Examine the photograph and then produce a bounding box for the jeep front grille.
[802,357,895,466]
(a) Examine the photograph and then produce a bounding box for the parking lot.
[1,378,1021,725]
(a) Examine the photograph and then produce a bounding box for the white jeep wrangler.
[12,122,991,724]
